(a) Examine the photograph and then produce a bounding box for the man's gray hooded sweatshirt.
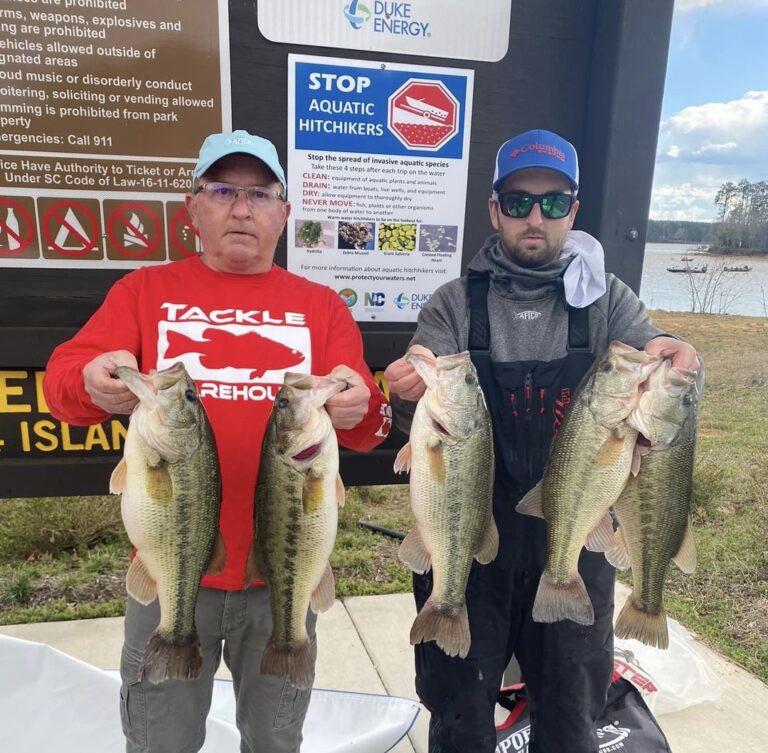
[410,232,661,362]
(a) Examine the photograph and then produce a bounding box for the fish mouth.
[293,443,322,462]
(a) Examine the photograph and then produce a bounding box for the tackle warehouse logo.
[343,1,430,37]
[156,320,311,392]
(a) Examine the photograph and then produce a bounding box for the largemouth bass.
[110,362,223,683]
[516,342,661,625]
[608,359,702,648]
[255,372,347,689]
[395,351,497,659]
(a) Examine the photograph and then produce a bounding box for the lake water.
[639,242,768,317]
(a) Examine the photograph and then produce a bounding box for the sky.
[649,0,768,221]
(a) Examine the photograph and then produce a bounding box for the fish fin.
[615,596,669,649]
[631,444,643,477]
[398,527,432,574]
[605,525,632,570]
[205,532,227,576]
[336,474,345,508]
[410,599,471,659]
[109,459,128,494]
[393,442,412,474]
[147,462,173,505]
[427,442,445,484]
[585,512,615,552]
[125,554,157,605]
[532,571,595,625]
[515,482,545,519]
[302,472,325,514]
[672,518,697,574]
[474,516,499,565]
[244,543,262,584]
[139,631,202,684]
[310,562,336,614]
[596,433,626,467]
[261,639,314,689]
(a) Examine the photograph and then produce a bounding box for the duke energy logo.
[395,292,431,310]
[344,1,430,37]
[343,1,371,29]
[339,288,358,307]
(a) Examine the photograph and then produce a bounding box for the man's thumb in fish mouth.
[326,364,360,387]
[105,350,140,375]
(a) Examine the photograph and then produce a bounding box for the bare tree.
[681,260,746,314]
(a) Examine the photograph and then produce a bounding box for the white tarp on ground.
[0,635,419,753]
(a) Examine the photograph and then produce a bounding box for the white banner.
[258,0,511,62]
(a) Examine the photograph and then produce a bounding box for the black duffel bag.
[495,678,673,753]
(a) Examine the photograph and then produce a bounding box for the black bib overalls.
[413,273,616,753]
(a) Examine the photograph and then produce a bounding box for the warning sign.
[167,202,200,260]
[388,79,460,151]
[38,198,103,261]
[0,197,38,259]
[105,201,166,261]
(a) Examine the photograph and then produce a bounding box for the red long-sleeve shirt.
[44,257,391,589]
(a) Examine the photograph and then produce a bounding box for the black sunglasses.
[496,191,575,220]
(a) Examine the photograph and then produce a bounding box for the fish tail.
[532,571,595,625]
[261,639,314,689]
[410,600,471,659]
[138,631,202,684]
[615,596,669,649]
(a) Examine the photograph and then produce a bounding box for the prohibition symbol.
[107,202,162,260]
[169,204,200,258]
[42,200,99,258]
[0,198,35,256]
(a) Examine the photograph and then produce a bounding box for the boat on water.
[723,264,752,272]
[680,256,694,261]
[667,265,708,273]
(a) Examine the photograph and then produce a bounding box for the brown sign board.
[0,0,676,497]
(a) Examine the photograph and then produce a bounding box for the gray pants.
[119,586,317,753]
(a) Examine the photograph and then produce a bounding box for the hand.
[324,365,371,430]
[82,350,140,415]
[644,337,700,371]
[383,344,435,401]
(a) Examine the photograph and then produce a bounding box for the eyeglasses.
[496,191,575,220]
[195,181,285,208]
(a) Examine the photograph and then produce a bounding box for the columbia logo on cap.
[510,143,566,162]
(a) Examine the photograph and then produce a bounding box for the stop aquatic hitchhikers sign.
[388,79,460,151]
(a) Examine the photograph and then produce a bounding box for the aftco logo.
[365,292,386,307]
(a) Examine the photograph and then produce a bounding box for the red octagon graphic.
[388,79,460,151]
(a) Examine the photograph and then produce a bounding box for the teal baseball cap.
[193,129,287,194]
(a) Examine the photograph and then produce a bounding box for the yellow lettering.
[85,423,110,451]
[0,371,31,413]
[111,420,127,450]
[20,420,31,452]
[34,420,58,451]
[373,370,390,401]
[61,423,85,451]
[34,371,51,414]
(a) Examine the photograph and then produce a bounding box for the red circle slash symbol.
[42,200,99,257]
[170,206,200,258]
[0,198,35,256]
[107,203,162,259]
[388,79,460,151]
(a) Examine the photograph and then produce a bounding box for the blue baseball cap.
[492,129,579,193]
[193,130,287,194]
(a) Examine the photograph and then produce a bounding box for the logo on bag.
[597,723,631,750]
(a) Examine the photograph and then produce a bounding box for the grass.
[0,311,766,684]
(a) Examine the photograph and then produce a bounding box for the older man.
[385,129,698,753]
[44,130,390,753]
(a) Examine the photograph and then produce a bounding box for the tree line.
[647,178,768,254]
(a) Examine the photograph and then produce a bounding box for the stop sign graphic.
[388,79,460,151]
